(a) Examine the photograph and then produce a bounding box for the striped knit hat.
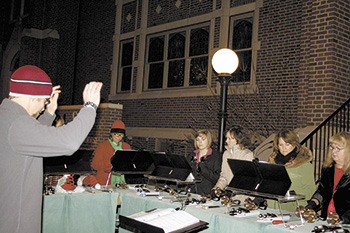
[9,65,52,98]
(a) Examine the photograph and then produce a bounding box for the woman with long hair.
[306,132,350,223]
[268,129,315,211]
[213,126,253,191]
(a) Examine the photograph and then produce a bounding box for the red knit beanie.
[111,120,126,134]
[10,65,52,98]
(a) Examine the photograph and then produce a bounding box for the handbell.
[214,187,222,197]
[204,194,212,201]
[295,206,317,223]
[327,212,341,225]
[221,195,230,206]
[244,198,256,210]
[295,206,305,218]
[303,209,317,223]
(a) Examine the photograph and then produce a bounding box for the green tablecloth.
[42,188,339,233]
[117,189,328,233]
[42,192,118,233]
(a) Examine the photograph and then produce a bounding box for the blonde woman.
[306,132,350,223]
[187,129,222,195]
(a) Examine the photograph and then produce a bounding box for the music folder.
[150,152,193,181]
[227,158,291,198]
[110,150,155,174]
[119,208,208,233]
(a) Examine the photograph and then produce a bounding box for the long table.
[117,188,329,233]
[42,188,344,233]
[42,191,118,233]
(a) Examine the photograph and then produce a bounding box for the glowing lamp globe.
[212,48,239,75]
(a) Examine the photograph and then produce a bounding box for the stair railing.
[300,98,350,181]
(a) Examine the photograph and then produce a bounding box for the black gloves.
[305,200,318,210]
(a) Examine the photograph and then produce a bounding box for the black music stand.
[110,150,155,175]
[227,159,291,197]
[226,158,305,225]
[43,149,94,175]
[147,152,193,181]
[144,152,199,191]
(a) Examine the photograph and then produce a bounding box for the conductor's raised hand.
[83,82,103,106]
[46,85,61,115]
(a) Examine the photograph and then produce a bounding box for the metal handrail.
[300,98,350,181]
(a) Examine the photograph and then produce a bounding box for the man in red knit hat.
[0,65,103,233]
[90,120,131,186]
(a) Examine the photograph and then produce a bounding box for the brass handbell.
[203,194,212,201]
[221,195,230,206]
[303,209,317,223]
[244,198,256,210]
[295,206,305,218]
[120,181,128,189]
[295,206,317,223]
[327,212,341,225]
[214,187,222,197]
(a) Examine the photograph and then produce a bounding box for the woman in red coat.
[92,120,131,185]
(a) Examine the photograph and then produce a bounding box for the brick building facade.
[1,0,349,155]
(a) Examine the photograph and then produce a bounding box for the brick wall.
[16,0,350,155]
[54,0,79,105]
[20,0,80,105]
[297,0,350,127]
[56,103,123,150]
[213,17,221,48]
[73,0,116,104]
[231,0,256,8]
[256,0,302,130]
[120,96,219,130]
[136,0,142,29]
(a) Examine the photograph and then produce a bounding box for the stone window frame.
[110,0,262,100]
[143,22,211,91]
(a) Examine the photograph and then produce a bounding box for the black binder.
[227,159,291,197]
[119,213,208,233]
[110,150,155,174]
[150,152,193,181]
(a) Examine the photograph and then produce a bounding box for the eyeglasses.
[44,98,51,108]
[113,133,124,137]
[329,145,344,152]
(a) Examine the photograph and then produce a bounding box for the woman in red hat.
[91,120,131,186]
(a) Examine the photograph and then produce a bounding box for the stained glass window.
[145,23,209,90]
[231,18,253,83]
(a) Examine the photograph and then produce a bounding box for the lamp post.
[212,48,239,152]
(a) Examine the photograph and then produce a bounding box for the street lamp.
[212,48,239,152]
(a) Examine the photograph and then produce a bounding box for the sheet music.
[132,208,200,233]
[133,208,175,222]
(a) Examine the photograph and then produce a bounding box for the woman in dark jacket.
[187,129,222,195]
[306,132,350,223]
